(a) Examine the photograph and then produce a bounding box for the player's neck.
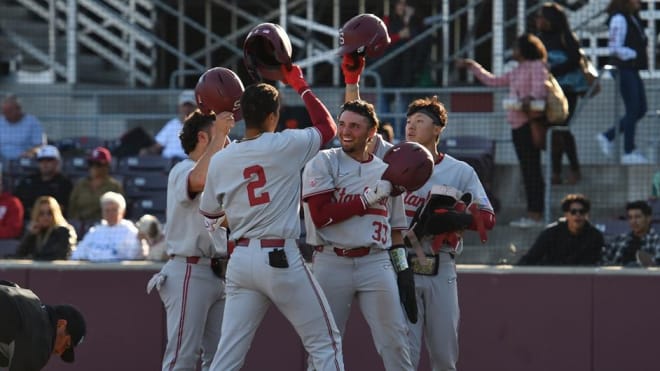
[243,128,265,140]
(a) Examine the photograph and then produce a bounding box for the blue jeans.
[604,68,647,154]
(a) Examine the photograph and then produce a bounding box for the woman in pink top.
[457,33,548,228]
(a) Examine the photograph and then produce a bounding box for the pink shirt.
[469,60,548,129]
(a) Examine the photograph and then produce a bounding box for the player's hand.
[280,64,309,94]
[341,53,365,85]
[361,180,392,207]
[213,111,235,137]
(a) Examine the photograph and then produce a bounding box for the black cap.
[54,305,86,363]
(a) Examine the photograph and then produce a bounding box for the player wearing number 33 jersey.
[200,67,344,371]
[302,100,414,371]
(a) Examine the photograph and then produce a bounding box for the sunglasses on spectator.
[568,208,586,215]
[39,210,53,216]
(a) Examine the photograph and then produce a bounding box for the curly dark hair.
[179,110,214,155]
[561,193,591,213]
[626,200,652,216]
[516,33,547,62]
[240,83,280,129]
[340,99,379,129]
[406,95,448,128]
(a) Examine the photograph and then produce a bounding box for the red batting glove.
[280,64,309,95]
[341,53,365,85]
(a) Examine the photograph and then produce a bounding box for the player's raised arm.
[280,64,337,146]
[342,53,365,102]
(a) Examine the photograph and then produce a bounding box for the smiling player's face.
[338,110,374,158]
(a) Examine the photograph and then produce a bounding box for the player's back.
[206,128,321,240]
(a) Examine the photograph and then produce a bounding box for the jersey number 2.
[244,165,270,206]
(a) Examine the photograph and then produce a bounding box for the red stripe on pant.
[168,263,192,371]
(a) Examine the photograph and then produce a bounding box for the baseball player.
[0,280,86,371]
[199,66,344,371]
[146,109,234,371]
[403,96,495,370]
[302,99,415,371]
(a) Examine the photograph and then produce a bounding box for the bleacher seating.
[129,192,167,223]
[56,136,107,157]
[117,155,172,175]
[124,173,169,199]
[0,239,20,258]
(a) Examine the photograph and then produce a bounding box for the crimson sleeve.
[305,192,366,228]
[301,90,337,146]
[468,209,496,231]
[0,197,24,238]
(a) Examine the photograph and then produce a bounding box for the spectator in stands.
[602,200,660,266]
[535,2,582,185]
[379,122,395,143]
[457,33,548,228]
[595,0,649,164]
[140,90,195,160]
[136,214,167,262]
[71,191,144,262]
[518,193,604,265]
[14,145,73,220]
[0,166,23,238]
[13,196,76,260]
[652,171,660,200]
[0,94,45,160]
[68,147,123,225]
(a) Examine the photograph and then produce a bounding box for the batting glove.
[341,53,365,85]
[389,244,418,323]
[361,180,392,207]
[280,64,309,95]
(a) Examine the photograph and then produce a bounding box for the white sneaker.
[509,217,544,228]
[621,151,649,165]
[596,133,613,157]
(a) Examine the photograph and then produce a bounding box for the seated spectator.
[13,196,77,260]
[0,93,45,160]
[139,90,195,159]
[0,166,23,238]
[518,193,604,265]
[14,145,73,220]
[71,192,145,262]
[136,214,167,262]
[68,147,123,225]
[601,200,660,267]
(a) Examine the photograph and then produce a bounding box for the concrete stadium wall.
[1,262,657,371]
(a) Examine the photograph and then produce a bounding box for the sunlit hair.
[179,109,215,155]
[100,191,126,212]
[516,33,547,62]
[340,99,379,129]
[561,193,591,213]
[31,196,68,227]
[406,95,448,128]
[241,83,280,129]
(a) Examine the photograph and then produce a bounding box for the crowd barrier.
[1,261,658,371]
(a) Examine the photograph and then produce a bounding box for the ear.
[368,125,378,140]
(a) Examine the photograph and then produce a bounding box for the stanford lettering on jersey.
[335,187,361,203]
[404,193,426,209]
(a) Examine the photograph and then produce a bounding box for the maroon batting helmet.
[338,14,391,57]
[195,67,245,120]
[382,142,434,196]
[243,23,293,82]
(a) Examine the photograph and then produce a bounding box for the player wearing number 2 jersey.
[302,99,414,371]
[199,66,344,371]
[404,96,495,370]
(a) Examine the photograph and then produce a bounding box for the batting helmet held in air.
[195,67,245,120]
[338,14,391,57]
[382,142,434,196]
[243,23,293,82]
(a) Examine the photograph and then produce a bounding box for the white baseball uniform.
[302,148,414,371]
[152,159,226,371]
[402,154,493,371]
[200,128,344,371]
[371,133,394,159]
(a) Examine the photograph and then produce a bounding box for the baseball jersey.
[371,133,394,158]
[200,128,322,240]
[166,158,222,257]
[302,147,407,249]
[403,154,493,255]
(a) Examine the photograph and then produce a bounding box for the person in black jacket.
[13,196,77,260]
[518,193,604,265]
[535,2,582,185]
[0,280,86,370]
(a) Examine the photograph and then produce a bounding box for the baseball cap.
[178,90,195,106]
[36,145,61,161]
[54,304,86,363]
[88,146,112,165]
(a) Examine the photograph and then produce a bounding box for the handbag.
[545,73,569,125]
